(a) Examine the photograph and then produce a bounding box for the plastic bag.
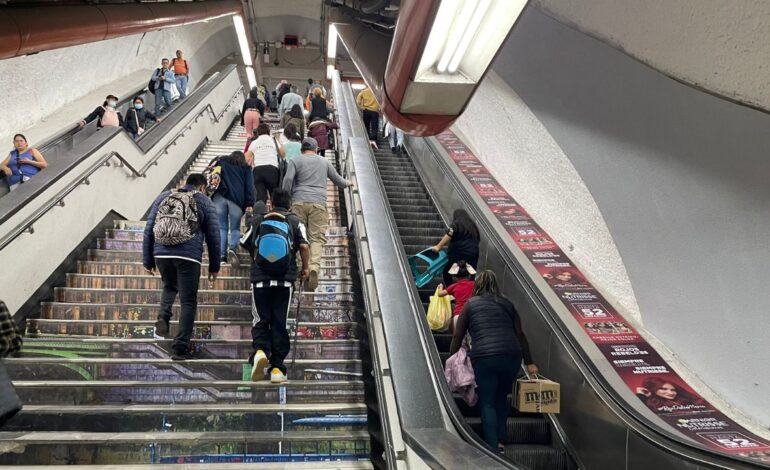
[427,286,452,332]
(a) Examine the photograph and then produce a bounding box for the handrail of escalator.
[413,135,770,470]
[0,72,242,253]
[0,65,236,227]
[332,72,526,470]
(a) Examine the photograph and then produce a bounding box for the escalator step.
[432,333,453,351]
[464,417,551,445]
[390,204,438,214]
[396,227,447,237]
[503,444,568,470]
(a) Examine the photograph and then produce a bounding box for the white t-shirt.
[248,135,279,168]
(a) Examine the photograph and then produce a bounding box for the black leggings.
[252,165,280,204]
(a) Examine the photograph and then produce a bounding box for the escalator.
[371,136,577,470]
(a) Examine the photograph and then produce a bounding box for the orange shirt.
[171,58,188,75]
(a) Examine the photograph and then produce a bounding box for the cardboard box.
[515,378,561,414]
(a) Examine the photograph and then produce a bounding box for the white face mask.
[108,101,117,108]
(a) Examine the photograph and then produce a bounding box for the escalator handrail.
[416,135,770,470]
[0,71,242,253]
[0,65,235,228]
[332,75,526,470]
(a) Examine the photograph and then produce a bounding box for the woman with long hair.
[449,270,538,451]
[636,378,706,412]
[282,123,302,161]
[245,123,284,204]
[280,104,306,139]
[432,208,480,286]
[211,151,255,266]
[307,87,330,122]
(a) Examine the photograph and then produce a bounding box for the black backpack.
[254,212,293,277]
[147,68,160,93]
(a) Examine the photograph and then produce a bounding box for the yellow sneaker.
[270,367,288,384]
[251,349,268,381]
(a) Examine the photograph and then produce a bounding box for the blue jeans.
[472,352,522,448]
[175,75,188,99]
[154,89,172,115]
[212,194,243,259]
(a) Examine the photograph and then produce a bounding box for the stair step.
[65,274,353,290]
[52,287,354,305]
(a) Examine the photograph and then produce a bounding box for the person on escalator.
[355,86,380,142]
[437,261,476,332]
[1,134,48,191]
[432,209,480,287]
[124,97,161,140]
[78,95,124,129]
[142,173,221,361]
[281,137,352,291]
[449,270,538,452]
[244,189,310,383]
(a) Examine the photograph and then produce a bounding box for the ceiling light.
[327,24,338,59]
[233,15,253,67]
[327,64,336,80]
[415,0,528,82]
[245,66,257,89]
[351,83,366,91]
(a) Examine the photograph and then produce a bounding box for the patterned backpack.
[153,190,199,245]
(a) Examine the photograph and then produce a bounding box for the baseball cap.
[301,137,319,151]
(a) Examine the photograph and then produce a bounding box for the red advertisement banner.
[435,131,770,463]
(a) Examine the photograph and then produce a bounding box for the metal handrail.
[0,85,242,253]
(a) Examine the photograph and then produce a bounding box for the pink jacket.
[444,346,477,406]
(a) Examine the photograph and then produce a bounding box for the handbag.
[274,138,287,181]
[202,156,224,197]
[133,109,145,135]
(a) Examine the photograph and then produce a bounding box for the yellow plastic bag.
[427,286,452,332]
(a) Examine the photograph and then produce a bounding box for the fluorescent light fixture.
[245,66,257,89]
[416,0,527,82]
[326,64,336,80]
[351,83,366,91]
[233,15,253,67]
[327,24,338,59]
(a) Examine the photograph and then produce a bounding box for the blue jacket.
[217,160,255,210]
[142,185,221,273]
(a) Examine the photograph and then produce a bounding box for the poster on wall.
[435,131,770,464]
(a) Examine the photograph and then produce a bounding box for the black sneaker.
[171,350,194,361]
[154,319,170,338]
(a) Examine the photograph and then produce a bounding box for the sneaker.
[391,147,397,154]
[251,349,269,381]
[154,318,170,338]
[227,249,240,269]
[270,367,288,384]
[171,350,193,361]
[306,269,319,291]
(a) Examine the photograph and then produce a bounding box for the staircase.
[0,119,373,468]
[371,135,574,470]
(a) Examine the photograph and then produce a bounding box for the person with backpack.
[150,58,176,116]
[209,151,255,266]
[0,134,47,191]
[282,137,351,291]
[124,96,161,140]
[245,189,310,383]
[171,50,190,100]
[245,123,284,204]
[78,94,124,129]
[142,174,221,360]
[449,270,538,451]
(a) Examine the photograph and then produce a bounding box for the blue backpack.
[255,212,293,277]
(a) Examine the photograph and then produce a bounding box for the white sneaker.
[270,367,288,384]
[251,349,268,381]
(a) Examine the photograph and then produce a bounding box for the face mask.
[134,103,143,110]
[108,100,117,108]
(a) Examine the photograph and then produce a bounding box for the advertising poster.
[435,131,770,463]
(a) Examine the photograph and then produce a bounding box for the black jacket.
[245,203,308,283]
[124,108,158,134]
[308,96,329,121]
[450,294,533,363]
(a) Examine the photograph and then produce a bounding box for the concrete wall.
[0,16,238,147]
[534,0,770,112]
[459,7,770,429]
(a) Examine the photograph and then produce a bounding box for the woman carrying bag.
[449,270,538,452]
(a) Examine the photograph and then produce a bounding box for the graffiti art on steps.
[435,131,770,463]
